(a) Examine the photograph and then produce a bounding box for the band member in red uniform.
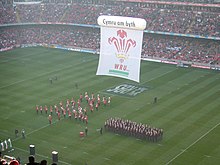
[54,104,59,115]
[57,111,61,120]
[59,101,63,108]
[83,107,87,115]
[85,92,89,103]
[80,93,83,102]
[48,115,52,125]
[103,96,107,107]
[63,108,66,118]
[96,94,100,104]
[44,105,48,114]
[108,96,111,106]
[84,115,88,125]
[66,98,70,105]
[77,99,81,108]
[50,105,53,115]
[68,110,72,119]
[40,105,43,114]
[91,93,94,100]
[36,105,39,114]
[89,101,94,112]
[74,112,78,121]
[71,97,76,108]
[95,102,99,111]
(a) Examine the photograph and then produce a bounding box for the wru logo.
[108,30,136,63]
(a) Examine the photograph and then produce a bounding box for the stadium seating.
[0,25,219,65]
[0,1,219,37]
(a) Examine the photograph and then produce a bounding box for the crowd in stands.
[0,0,219,65]
[142,34,220,64]
[0,1,219,37]
[1,26,219,65]
[0,153,57,165]
[145,0,218,4]
[104,117,163,142]
[0,26,100,50]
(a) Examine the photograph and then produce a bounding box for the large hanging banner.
[96,15,146,82]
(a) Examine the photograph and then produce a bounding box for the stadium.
[0,0,220,165]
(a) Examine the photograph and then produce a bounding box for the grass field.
[0,47,220,165]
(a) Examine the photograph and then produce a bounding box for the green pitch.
[0,47,220,165]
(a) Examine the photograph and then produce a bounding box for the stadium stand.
[0,1,219,37]
[142,0,218,4]
[1,25,219,65]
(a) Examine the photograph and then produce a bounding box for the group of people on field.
[35,92,111,125]
[104,118,163,142]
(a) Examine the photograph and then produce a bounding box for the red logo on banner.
[108,29,136,63]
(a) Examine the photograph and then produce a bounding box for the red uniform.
[50,105,53,115]
[40,106,43,114]
[80,94,83,102]
[63,109,66,118]
[91,93,94,100]
[85,92,89,103]
[59,101,63,107]
[44,105,48,114]
[48,115,52,124]
[58,111,61,120]
[77,99,81,107]
[68,111,72,119]
[95,102,99,111]
[54,105,58,115]
[103,98,107,107]
[84,115,88,124]
[84,107,87,115]
[108,97,111,106]
[97,96,101,106]
[74,112,78,120]
[89,101,94,112]
[36,105,39,114]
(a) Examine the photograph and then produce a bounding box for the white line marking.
[166,122,220,165]
[12,118,63,142]
[104,157,110,160]
[140,68,177,86]
[0,65,72,89]
[204,155,211,158]
[0,55,96,90]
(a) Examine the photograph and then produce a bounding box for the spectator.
[27,155,39,165]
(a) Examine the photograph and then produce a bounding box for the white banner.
[96,16,146,82]
[96,26,144,82]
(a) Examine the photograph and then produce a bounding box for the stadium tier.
[0,0,219,37]
[0,25,219,65]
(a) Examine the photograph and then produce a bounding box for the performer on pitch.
[48,115,52,124]
[44,105,48,114]
[50,105,53,115]
[40,105,43,114]
[36,105,39,114]
[154,97,157,104]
